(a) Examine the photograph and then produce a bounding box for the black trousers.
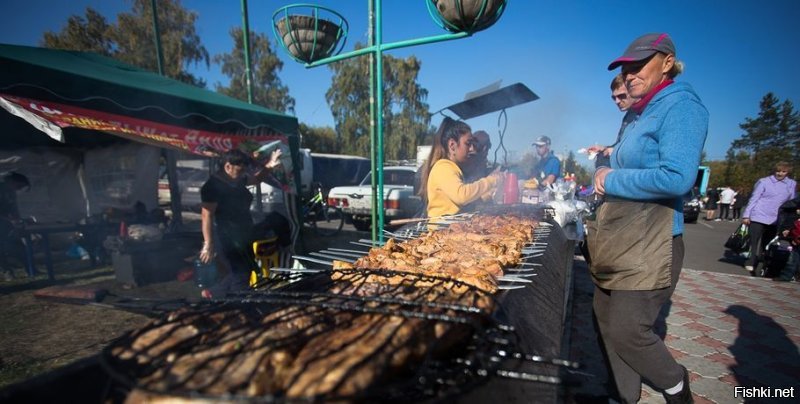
[593,236,685,403]
[745,221,776,270]
[718,203,731,219]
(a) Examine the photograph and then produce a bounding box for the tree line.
[705,93,800,195]
[41,1,798,190]
[41,0,429,162]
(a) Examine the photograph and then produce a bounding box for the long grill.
[100,207,579,401]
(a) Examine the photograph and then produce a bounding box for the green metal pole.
[240,0,255,105]
[304,32,470,68]
[368,0,378,242]
[287,2,478,242]
[375,0,385,242]
[150,0,165,76]
[151,0,182,229]
[241,0,265,213]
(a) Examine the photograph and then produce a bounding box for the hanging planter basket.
[427,0,507,34]
[272,4,349,64]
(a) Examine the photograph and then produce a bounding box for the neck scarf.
[630,79,674,114]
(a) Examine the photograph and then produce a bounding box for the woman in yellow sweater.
[419,117,502,218]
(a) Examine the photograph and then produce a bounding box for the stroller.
[759,236,793,278]
[759,197,800,277]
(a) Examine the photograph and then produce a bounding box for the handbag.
[724,224,750,253]
[585,198,674,290]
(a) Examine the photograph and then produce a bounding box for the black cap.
[608,33,676,70]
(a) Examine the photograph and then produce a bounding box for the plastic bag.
[724,224,750,253]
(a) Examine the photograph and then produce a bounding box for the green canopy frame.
[273,0,506,241]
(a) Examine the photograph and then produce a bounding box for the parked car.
[683,188,702,223]
[158,167,209,211]
[327,166,422,231]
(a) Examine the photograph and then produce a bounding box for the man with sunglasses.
[586,74,639,168]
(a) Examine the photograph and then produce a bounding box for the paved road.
[683,219,751,276]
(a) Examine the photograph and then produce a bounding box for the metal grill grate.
[101,208,578,401]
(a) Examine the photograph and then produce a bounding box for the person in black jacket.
[198,149,282,298]
[704,187,719,221]
[731,187,748,221]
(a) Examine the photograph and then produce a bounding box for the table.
[22,222,113,280]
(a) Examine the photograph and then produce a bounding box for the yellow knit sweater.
[426,159,498,218]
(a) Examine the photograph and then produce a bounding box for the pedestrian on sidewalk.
[704,187,719,221]
[591,32,708,404]
[718,186,736,220]
[742,162,796,275]
[731,187,748,221]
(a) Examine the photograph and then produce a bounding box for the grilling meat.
[110,213,541,400]
[339,214,539,293]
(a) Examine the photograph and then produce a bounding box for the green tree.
[214,29,295,113]
[41,8,114,55]
[720,92,800,195]
[325,44,432,159]
[299,123,338,153]
[731,93,800,179]
[562,151,591,185]
[42,0,209,87]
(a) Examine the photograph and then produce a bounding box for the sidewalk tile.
[691,376,737,404]
[708,330,738,344]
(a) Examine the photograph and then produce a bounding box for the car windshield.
[360,169,416,186]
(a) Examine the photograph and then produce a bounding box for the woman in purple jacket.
[742,162,796,275]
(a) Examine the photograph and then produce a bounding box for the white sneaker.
[745,265,754,272]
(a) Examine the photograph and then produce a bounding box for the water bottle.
[194,258,217,289]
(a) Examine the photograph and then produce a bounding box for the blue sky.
[2,0,799,165]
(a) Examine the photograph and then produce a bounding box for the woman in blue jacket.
[590,33,709,404]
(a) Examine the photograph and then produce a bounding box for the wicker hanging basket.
[427,0,507,33]
[272,5,348,64]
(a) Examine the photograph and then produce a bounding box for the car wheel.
[352,218,371,232]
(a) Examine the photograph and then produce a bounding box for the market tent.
[0,43,302,248]
[0,43,298,154]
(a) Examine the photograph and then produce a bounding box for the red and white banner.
[0,93,299,193]
[0,93,288,156]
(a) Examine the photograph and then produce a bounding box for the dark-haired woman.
[198,148,282,297]
[418,117,502,220]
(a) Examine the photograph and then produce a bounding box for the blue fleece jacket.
[605,81,709,236]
